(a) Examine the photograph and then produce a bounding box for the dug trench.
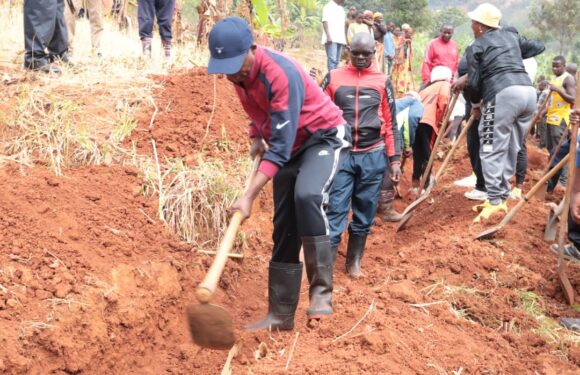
[0,69,578,374]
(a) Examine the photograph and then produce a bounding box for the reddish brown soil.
[1,70,579,374]
[130,69,251,164]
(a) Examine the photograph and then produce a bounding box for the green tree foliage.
[529,0,580,55]
[346,0,430,31]
[427,7,468,38]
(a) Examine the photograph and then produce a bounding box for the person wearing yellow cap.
[452,3,545,223]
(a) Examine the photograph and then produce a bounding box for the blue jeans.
[324,42,344,72]
[327,149,387,248]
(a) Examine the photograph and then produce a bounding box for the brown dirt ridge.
[0,69,578,374]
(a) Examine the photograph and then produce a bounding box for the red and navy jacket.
[233,46,346,178]
[321,62,401,161]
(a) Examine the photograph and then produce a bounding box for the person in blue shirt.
[383,21,396,75]
[378,91,424,222]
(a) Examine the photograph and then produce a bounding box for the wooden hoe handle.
[196,211,244,303]
[557,73,580,264]
[196,156,261,303]
[418,92,459,191]
[435,114,476,181]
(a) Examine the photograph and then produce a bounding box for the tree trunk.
[235,0,253,25]
[196,0,231,46]
[278,0,289,40]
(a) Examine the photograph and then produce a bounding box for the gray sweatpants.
[479,85,536,205]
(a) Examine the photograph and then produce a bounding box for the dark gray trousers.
[24,0,68,68]
[479,85,536,204]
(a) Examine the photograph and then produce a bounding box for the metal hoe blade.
[475,225,502,240]
[186,303,235,350]
[396,211,414,232]
[543,210,558,241]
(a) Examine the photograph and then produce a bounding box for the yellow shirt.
[347,23,373,44]
[547,72,572,126]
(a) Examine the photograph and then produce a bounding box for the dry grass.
[519,291,580,350]
[0,4,246,249]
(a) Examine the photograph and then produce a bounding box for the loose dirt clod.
[186,303,235,350]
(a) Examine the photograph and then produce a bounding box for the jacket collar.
[346,60,379,74]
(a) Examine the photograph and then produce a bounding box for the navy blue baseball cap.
[207,17,254,74]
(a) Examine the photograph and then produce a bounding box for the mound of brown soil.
[130,68,251,164]
[1,69,578,374]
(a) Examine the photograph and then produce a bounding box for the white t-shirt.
[523,57,538,83]
[321,1,346,45]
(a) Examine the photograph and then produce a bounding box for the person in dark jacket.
[453,3,545,222]
[23,0,69,74]
[207,17,350,331]
[322,33,402,278]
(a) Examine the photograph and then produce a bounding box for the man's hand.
[571,109,580,126]
[403,147,413,158]
[250,137,266,159]
[452,74,468,93]
[390,162,402,182]
[325,37,333,45]
[309,67,323,86]
[549,83,563,95]
[471,106,482,119]
[386,54,393,59]
[230,195,253,220]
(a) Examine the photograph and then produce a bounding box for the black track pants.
[271,127,349,264]
[412,123,433,186]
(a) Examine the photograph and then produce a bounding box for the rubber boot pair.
[345,234,367,278]
[378,191,403,222]
[245,235,334,330]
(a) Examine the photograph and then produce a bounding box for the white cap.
[430,66,452,83]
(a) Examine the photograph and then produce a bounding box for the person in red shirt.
[207,17,350,331]
[421,24,459,86]
[321,33,402,278]
[412,66,451,193]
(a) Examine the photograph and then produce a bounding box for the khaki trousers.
[64,0,104,51]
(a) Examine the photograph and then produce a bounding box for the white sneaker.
[464,189,488,201]
[454,174,477,188]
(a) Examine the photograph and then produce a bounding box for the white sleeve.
[322,4,330,22]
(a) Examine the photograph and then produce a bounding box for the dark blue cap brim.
[207,51,247,74]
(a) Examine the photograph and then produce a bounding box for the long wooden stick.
[396,115,475,232]
[475,154,570,240]
[417,92,459,192]
[196,156,261,303]
[555,71,580,305]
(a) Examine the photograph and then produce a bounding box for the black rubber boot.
[162,39,172,58]
[378,191,403,222]
[245,261,302,331]
[346,234,367,278]
[303,235,334,319]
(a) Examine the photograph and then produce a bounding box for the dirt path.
[0,69,578,374]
